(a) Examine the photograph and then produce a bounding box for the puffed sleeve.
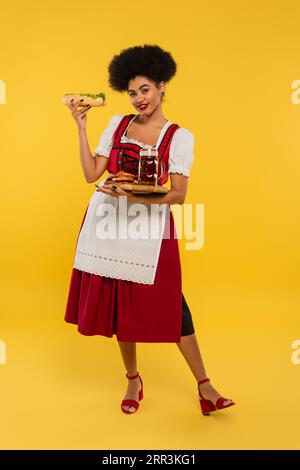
[168,128,195,177]
[93,114,124,158]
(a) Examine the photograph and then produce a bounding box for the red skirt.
[64,204,182,342]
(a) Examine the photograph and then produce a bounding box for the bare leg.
[118,341,137,375]
[176,333,233,406]
[117,341,142,412]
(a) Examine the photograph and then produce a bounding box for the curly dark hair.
[108,44,177,92]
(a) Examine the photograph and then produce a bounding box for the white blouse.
[94,114,195,178]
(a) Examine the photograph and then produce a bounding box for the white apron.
[73,179,170,285]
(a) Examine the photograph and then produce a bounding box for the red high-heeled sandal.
[121,371,144,414]
[198,378,235,415]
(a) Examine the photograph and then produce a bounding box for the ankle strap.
[126,372,139,380]
[198,377,210,385]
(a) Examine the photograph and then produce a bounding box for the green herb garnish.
[64,92,106,102]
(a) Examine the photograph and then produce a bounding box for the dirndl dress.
[64,113,195,342]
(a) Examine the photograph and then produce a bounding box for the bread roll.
[62,94,105,107]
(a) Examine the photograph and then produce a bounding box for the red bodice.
[107,114,180,186]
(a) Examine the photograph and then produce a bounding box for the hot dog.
[62,92,106,107]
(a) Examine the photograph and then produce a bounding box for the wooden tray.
[102,183,168,194]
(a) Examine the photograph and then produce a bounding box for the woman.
[64,44,235,415]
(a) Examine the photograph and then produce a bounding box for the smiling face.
[127,75,165,115]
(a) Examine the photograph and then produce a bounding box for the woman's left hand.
[97,184,133,200]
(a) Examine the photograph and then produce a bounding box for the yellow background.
[0,0,300,450]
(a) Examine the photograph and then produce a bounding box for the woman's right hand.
[66,98,92,130]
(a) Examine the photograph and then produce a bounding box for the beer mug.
[138,148,165,185]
